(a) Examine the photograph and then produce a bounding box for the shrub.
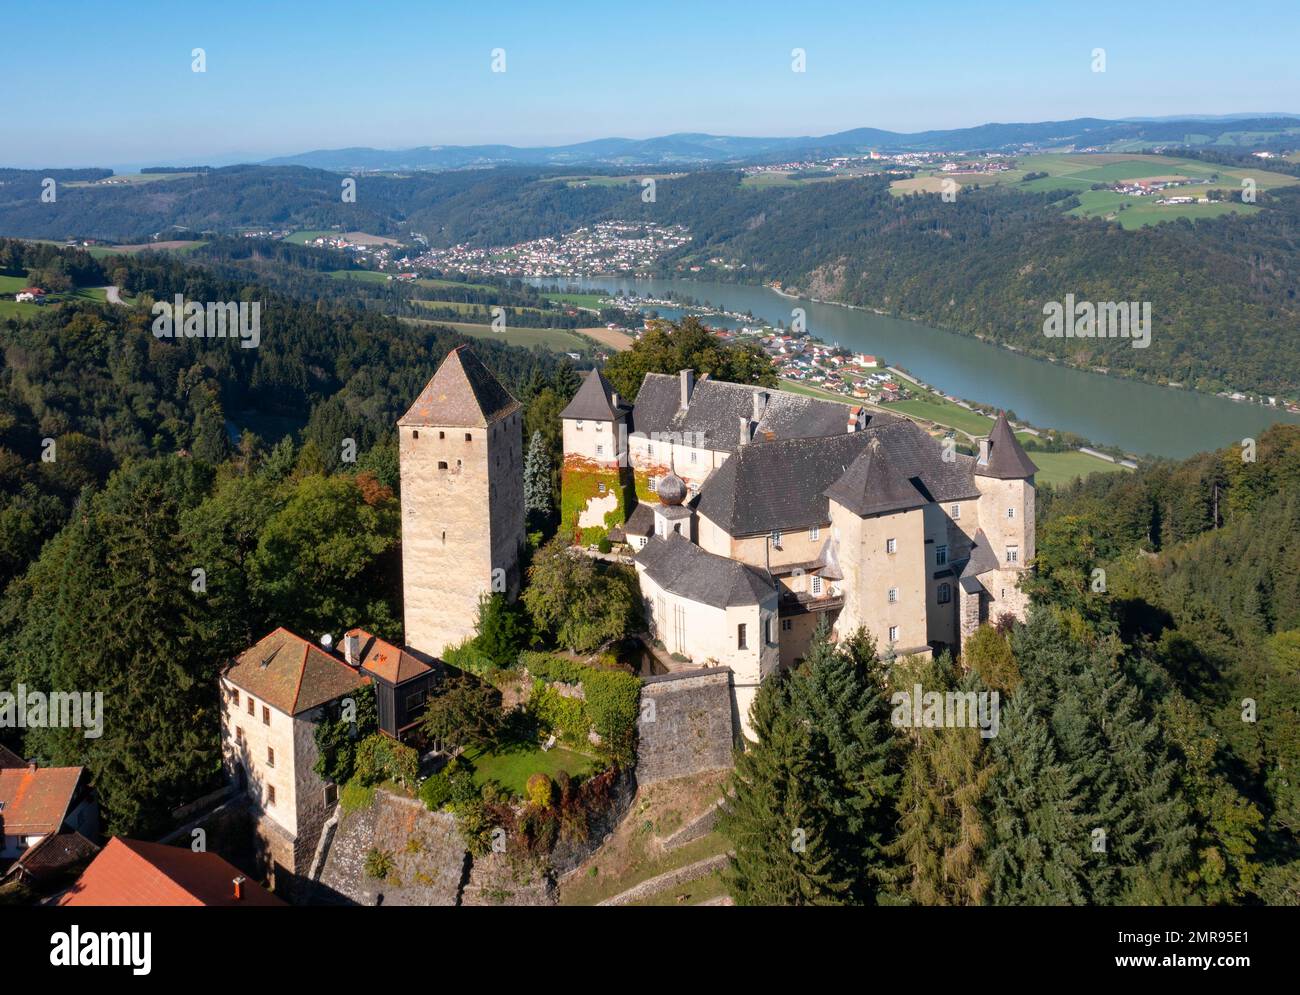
[421,674,505,750]
[419,772,454,811]
[526,773,555,810]
[364,848,394,879]
[354,733,419,788]
[521,652,641,765]
[597,537,612,554]
[530,682,589,747]
[442,638,497,676]
[340,780,376,813]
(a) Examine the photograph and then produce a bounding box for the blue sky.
[5,0,1297,168]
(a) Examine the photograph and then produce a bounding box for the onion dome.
[656,471,688,507]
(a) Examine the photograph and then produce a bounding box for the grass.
[65,171,198,187]
[1027,449,1129,487]
[559,831,730,906]
[405,318,593,353]
[284,229,341,244]
[625,869,729,906]
[882,389,994,437]
[463,741,595,796]
[326,269,392,283]
[543,292,606,309]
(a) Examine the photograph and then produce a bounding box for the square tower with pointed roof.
[398,345,525,656]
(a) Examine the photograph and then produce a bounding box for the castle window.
[596,444,604,456]
[266,785,276,806]
[439,431,445,440]
[689,450,697,464]
[597,482,607,494]
[781,618,793,632]
[596,422,604,432]
[1006,546,1019,563]
[888,625,899,642]
[647,443,655,457]
[236,726,244,744]
[412,430,419,440]
[812,575,823,595]
[689,483,699,497]
[888,587,899,604]
[764,617,772,644]
[247,697,255,716]
[262,706,270,726]
[576,420,584,430]
[938,583,951,605]
[936,545,948,566]
[770,530,782,548]
[886,538,897,554]
[809,525,820,541]
[465,433,472,442]
[267,747,275,768]
[457,459,462,468]
[737,623,748,650]
[951,504,960,519]
[1007,507,1015,519]
[438,461,448,470]
[648,476,659,491]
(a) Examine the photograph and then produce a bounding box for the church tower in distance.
[398,345,525,657]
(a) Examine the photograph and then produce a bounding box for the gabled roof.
[6,831,99,885]
[974,412,1038,479]
[346,628,435,686]
[398,345,520,428]
[59,837,285,906]
[560,369,629,422]
[224,628,368,717]
[0,765,84,836]
[635,533,776,609]
[630,373,857,453]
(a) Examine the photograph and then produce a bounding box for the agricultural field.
[326,268,392,283]
[64,172,198,188]
[543,173,686,189]
[1028,449,1130,487]
[542,291,606,309]
[892,152,1298,228]
[404,317,594,353]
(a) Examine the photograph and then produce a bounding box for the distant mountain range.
[263,116,1300,171]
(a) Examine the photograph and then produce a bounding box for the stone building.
[220,627,369,892]
[398,345,526,657]
[573,370,1037,734]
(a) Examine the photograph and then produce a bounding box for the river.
[533,275,1300,459]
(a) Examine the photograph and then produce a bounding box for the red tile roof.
[59,838,285,906]
[0,765,84,836]
[224,627,368,716]
[398,345,520,428]
[346,628,434,685]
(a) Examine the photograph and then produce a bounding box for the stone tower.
[962,411,1037,638]
[398,345,525,657]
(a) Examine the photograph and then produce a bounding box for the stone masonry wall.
[636,669,735,785]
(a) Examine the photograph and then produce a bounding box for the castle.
[220,346,1036,885]
[561,367,1037,732]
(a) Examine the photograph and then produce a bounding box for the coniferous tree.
[719,677,849,906]
[887,659,993,905]
[985,694,1089,905]
[787,620,899,903]
[523,429,552,527]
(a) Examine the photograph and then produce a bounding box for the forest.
[2,161,1297,397]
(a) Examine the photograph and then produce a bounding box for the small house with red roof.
[59,837,284,906]
[220,627,369,890]
[341,628,440,743]
[0,763,98,861]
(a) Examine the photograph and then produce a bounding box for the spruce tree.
[985,694,1089,905]
[787,620,899,903]
[718,676,849,906]
[523,429,552,527]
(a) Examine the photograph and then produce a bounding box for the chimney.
[978,437,991,464]
[679,369,695,410]
[343,632,361,667]
[847,405,862,433]
[611,391,620,412]
[739,415,751,447]
[752,390,768,422]
[233,876,245,901]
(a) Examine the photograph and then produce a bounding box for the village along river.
[534,275,1300,459]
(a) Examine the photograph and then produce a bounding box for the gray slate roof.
[696,416,981,535]
[560,369,629,423]
[975,412,1038,479]
[631,373,857,452]
[960,529,1000,587]
[635,533,776,608]
[824,436,929,518]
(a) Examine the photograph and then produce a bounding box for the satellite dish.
[320,633,334,650]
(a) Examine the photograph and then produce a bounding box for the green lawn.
[463,742,595,796]
[405,318,593,353]
[327,268,392,283]
[0,275,29,294]
[284,229,341,245]
[544,292,606,309]
[559,832,730,906]
[1027,449,1129,487]
[882,389,994,437]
